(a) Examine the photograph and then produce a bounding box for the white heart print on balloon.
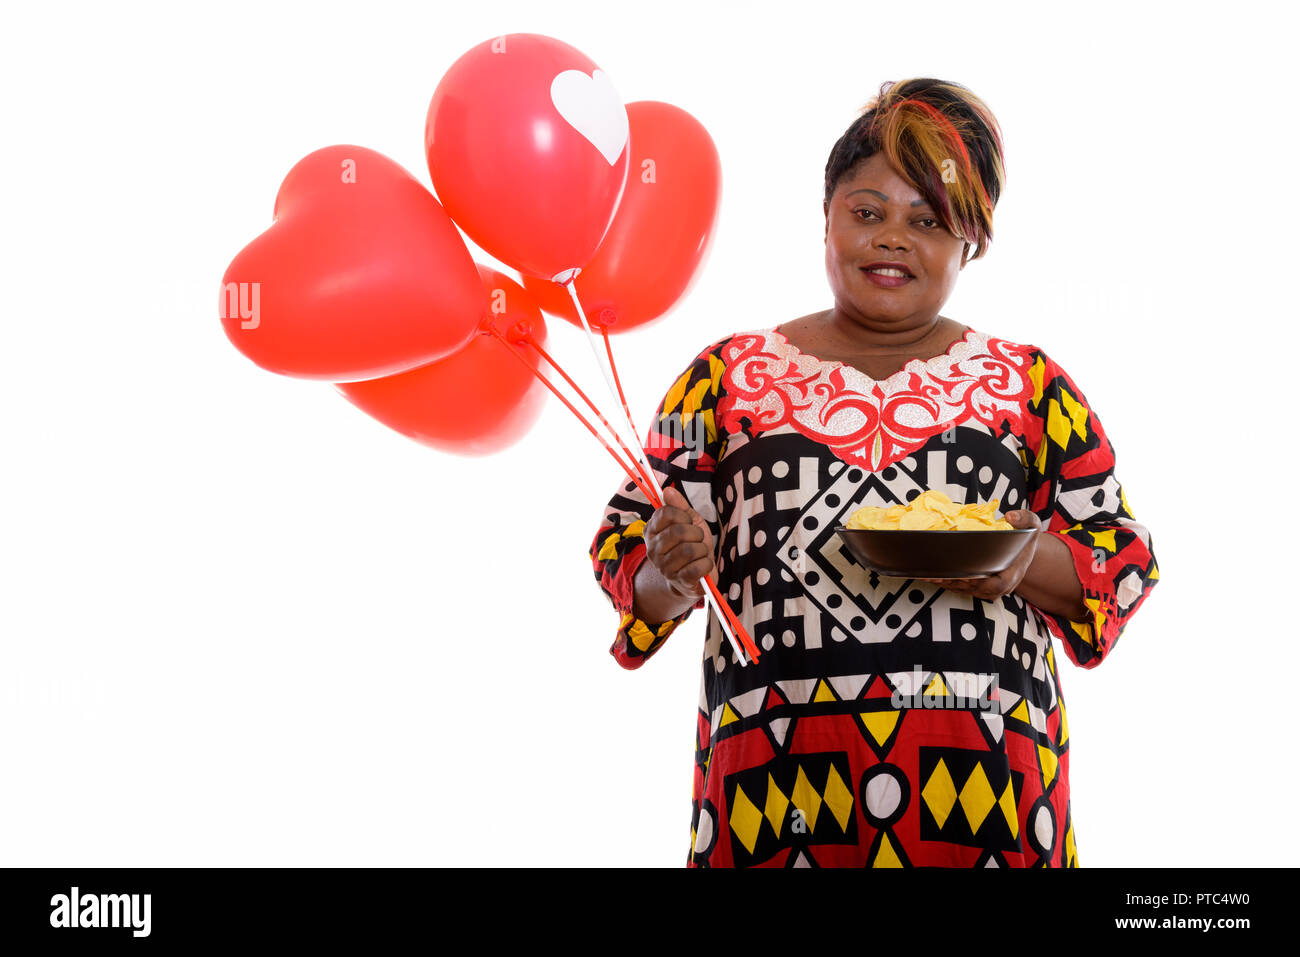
[550,69,630,166]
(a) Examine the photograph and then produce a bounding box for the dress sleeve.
[589,339,728,670]
[1020,347,1160,668]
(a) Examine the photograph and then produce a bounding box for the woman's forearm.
[1015,531,1090,622]
[632,555,698,626]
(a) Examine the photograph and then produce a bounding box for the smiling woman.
[589,78,1160,867]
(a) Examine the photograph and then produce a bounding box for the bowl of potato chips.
[834,490,1036,579]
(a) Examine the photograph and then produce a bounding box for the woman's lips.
[861,267,913,288]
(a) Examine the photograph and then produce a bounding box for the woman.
[588,78,1159,867]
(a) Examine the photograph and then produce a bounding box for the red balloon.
[425,33,630,283]
[220,145,484,381]
[334,266,549,456]
[521,101,721,333]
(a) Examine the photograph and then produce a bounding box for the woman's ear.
[823,200,829,241]
[960,242,970,269]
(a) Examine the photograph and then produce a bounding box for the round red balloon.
[334,266,549,456]
[521,101,721,333]
[425,33,630,283]
[220,145,484,381]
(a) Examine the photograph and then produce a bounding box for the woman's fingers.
[663,520,704,545]
[664,537,708,568]
[645,484,719,601]
[684,557,715,583]
[663,538,714,585]
[1006,508,1044,531]
[650,505,694,531]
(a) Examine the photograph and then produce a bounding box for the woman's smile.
[860,263,915,288]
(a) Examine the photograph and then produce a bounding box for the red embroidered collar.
[716,326,1037,470]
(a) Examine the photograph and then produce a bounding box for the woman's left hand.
[916,510,1044,600]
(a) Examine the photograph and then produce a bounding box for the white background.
[2,0,1294,867]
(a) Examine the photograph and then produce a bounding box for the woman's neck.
[817,309,954,356]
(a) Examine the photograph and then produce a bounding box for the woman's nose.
[871,224,911,252]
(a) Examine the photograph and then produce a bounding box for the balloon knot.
[506,320,533,345]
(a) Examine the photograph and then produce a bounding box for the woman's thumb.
[661,485,688,510]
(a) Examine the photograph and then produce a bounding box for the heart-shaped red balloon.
[335,266,549,456]
[522,101,721,333]
[425,33,630,283]
[220,145,484,381]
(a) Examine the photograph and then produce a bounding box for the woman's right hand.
[645,485,718,602]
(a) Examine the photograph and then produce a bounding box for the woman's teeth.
[866,268,909,278]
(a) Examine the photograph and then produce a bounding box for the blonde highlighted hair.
[824,79,1005,264]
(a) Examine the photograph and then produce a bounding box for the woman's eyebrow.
[847,188,927,207]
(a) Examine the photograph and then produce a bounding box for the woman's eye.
[856,210,938,229]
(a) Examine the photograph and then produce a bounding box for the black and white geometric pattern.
[695,424,1056,725]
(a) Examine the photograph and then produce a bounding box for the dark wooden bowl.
[832,527,1038,579]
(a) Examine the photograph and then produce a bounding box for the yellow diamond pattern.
[1060,387,1089,440]
[725,760,867,856]
[790,765,823,833]
[998,779,1018,839]
[822,764,854,832]
[729,785,763,855]
[763,773,789,837]
[707,354,725,394]
[922,758,958,829]
[681,378,711,425]
[1045,398,1073,450]
[1038,743,1059,789]
[958,763,996,833]
[1034,432,1050,475]
[1028,355,1046,406]
[699,408,716,444]
[659,369,691,421]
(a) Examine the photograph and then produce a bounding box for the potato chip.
[900,509,943,530]
[845,490,1014,531]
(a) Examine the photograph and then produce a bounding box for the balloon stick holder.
[481,286,760,666]
[560,279,760,667]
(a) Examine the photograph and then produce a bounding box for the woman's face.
[824,151,967,330]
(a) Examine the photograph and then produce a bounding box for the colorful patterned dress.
[589,324,1159,867]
